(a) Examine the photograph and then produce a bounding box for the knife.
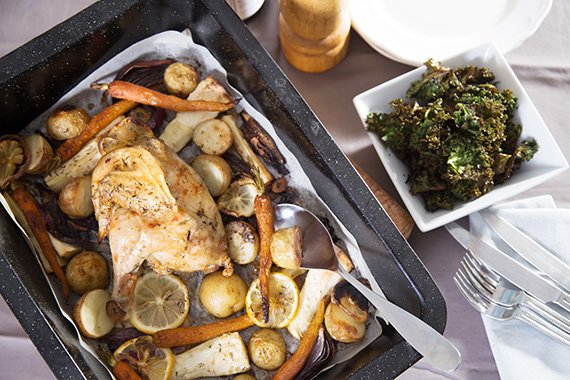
[480,209,570,292]
[446,222,570,311]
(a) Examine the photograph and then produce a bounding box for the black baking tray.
[0,0,446,379]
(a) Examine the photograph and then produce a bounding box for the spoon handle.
[338,266,461,372]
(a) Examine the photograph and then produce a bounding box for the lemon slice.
[114,336,174,380]
[130,272,189,334]
[246,272,300,328]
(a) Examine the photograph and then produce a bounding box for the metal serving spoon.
[274,203,461,372]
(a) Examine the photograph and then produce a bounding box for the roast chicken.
[92,138,232,313]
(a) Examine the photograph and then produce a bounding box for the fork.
[454,268,570,346]
[461,250,570,331]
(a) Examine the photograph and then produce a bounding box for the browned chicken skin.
[92,138,232,314]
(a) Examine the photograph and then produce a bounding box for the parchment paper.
[4,30,385,379]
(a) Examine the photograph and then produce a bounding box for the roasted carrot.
[254,195,274,323]
[11,187,70,300]
[56,99,137,162]
[273,299,326,380]
[105,80,234,113]
[153,314,253,348]
[113,360,142,380]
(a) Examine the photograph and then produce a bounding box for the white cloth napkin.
[469,195,570,380]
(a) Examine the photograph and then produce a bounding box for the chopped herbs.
[367,59,538,211]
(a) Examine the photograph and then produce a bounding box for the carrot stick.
[273,299,326,380]
[105,81,234,113]
[113,361,142,380]
[153,314,253,348]
[11,187,70,300]
[56,99,137,162]
[254,195,274,323]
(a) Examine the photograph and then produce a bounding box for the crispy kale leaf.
[366,60,539,211]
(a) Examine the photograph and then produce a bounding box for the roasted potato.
[191,154,232,197]
[164,62,199,98]
[324,302,366,343]
[233,374,256,380]
[331,280,369,323]
[47,106,90,140]
[271,226,303,269]
[199,271,248,318]
[73,289,115,338]
[66,251,109,295]
[193,119,233,156]
[58,176,94,219]
[24,133,54,174]
[225,221,259,265]
[248,329,286,371]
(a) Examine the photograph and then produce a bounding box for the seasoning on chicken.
[92,138,232,314]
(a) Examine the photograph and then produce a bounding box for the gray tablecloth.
[1,0,568,379]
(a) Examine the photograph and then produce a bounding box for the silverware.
[460,250,570,332]
[480,210,570,291]
[446,222,570,312]
[454,266,570,346]
[275,203,462,372]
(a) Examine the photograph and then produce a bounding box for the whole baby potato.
[248,329,286,371]
[66,251,109,295]
[164,62,199,98]
[58,176,94,219]
[199,271,247,318]
[47,106,90,140]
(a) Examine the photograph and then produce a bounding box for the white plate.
[351,0,553,66]
[353,44,568,232]
[226,0,265,20]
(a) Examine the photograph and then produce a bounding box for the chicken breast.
[92,138,231,312]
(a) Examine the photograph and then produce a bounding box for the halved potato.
[73,289,115,339]
[331,280,368,323]
[193,119,233,156]
[225,221,259,265]
[324,302,366,343]
[271,226,303,269]
[24,133,54,174]
[191,154,232,197]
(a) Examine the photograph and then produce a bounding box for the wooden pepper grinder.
[279,0,351,73]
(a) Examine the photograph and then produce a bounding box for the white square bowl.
[353,44,568,232]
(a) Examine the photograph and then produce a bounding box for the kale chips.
[367,60,538,211]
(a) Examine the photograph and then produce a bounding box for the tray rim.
[0,0,447,378]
